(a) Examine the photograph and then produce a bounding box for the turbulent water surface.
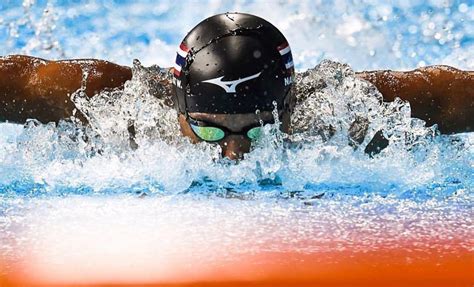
[0,0,473,284]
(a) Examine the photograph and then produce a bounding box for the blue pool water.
[0,0,473,281]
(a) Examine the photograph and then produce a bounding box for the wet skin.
[0,55,473,159]
[357,66,473,134]
[0,55,132,123]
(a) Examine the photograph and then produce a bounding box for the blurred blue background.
[1,0,473,70]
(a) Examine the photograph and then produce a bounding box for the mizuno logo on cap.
[202,72,262,93]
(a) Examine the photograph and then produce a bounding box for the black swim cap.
[172,12,295,114]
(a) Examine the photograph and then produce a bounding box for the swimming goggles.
[187,116,270,142]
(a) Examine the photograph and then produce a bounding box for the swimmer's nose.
[220,135,251,160]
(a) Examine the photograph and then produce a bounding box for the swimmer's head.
[172,12,295,159]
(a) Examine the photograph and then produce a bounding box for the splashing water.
[0,1,473,284]
[2,59,470,196]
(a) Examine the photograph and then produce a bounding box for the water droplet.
[458,3,468,13]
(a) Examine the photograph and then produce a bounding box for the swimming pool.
[0,1,473,286]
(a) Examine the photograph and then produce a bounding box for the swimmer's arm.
[356,66,473,134]
[0,55,132,124]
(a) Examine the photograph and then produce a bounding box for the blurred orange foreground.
[2,242,472,287]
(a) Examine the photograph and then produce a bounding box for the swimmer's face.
[178,110,291,160]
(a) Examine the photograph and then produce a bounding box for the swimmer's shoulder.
[0,54,49,72]
[413,65,473,81]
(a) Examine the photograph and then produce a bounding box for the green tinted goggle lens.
[190,124,262,142]
[246,127,262,140]
[190,125,225,142]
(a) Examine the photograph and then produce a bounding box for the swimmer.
[0,13,473,159]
